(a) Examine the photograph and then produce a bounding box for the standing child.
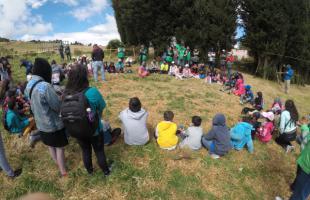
[256,112,274,143]
[201,114,232,159]
[179,116,203,150]
[230,117,254,153]
[119,97,149,145]
[155,111,178,150]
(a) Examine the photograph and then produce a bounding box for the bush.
[106,39,124,50]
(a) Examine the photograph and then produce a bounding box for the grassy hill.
[0,49,309,200]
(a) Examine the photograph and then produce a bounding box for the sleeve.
[247,139,254,153]
[204,130,215,140]
[45,84,62,113]
[184,128,190,136]
[279,112,287,134]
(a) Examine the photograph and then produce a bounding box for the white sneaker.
[275,196,283,200]
[210,154,220,159]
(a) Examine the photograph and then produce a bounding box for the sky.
[0,0,244,46]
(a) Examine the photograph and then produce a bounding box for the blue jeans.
[201,137,216,154]
[0,133,14,177]
[92,61,105,81]
[290,166,310,200]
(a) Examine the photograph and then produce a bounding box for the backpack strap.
[29,80,43,99]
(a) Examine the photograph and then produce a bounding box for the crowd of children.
[0,53,309,200]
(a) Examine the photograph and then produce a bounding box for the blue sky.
[0,0,244,45]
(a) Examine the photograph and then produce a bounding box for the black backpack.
[60,88,99,139]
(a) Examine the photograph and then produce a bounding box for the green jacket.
[185,51,191,61]
[297,141,310,174]
[117,47,125,59]
[165,50,173,62]
[176,44,186,60]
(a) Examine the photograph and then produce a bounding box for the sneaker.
[104,160,114,177]
[275,196,283,200]
[10,168,22,179]
[210,154,220,159]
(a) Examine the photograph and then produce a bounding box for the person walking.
[25,58,68,177]
[91,44,105,82]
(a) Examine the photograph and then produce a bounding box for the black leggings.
[275,132,296,149]
[77,134,109,173]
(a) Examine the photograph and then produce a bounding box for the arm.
[247,139,254,153]
[45,84,62,113]
[204,130,215,140]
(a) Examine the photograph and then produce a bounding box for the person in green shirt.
[165,46,174,65]
[184,46,191,65]
[139,45,148,65]
[290,141,310,200]
[175,43,186,66]
[117,47,125,62]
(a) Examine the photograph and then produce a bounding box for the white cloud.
[0,0,53,37]
[71,0,108,21]
[53,0,79,6]
[21,14,120,45]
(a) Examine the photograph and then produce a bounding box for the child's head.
[245,85,251,91]
[164,111,174,121]
[257,91,263,98]
[129,97,141,113]
[8,100,16,110]
[192,116,202,127]
[300,116,309,125]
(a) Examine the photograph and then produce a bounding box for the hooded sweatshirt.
[203,114,232,156]
[119,108,149,145]
[230,122,254,153]
[156,121,178,148]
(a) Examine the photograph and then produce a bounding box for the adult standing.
[184,46,191,66]
[226,52,234,80]
[139,45,148,65]
[91,44,105,82]
[175,42,186,67]
[275,99,298,153]
[117,46,125,63]
[64,64,111,176]
[192,48,200,66]
[165,46,174,66]
[284,64,294,94]
[58,43,64,61]
[25,58,68,177]
[0,132,22,178]
[65,45,71,61]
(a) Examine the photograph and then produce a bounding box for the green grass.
[1,44,310,199]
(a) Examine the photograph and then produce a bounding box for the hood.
[158,121,176,131]
[127,108,147,120]
[213,114,226,126]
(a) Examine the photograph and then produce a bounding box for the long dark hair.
[285,100,299,122]
[32,58,52,83]
[65,64,89,93]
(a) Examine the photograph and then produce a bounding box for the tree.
[106,39,124,49]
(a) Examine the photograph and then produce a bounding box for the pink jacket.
[233,79,245,96]
[257,122,274,143]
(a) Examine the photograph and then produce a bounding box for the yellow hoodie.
[156,121,178,148]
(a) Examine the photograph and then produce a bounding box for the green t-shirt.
[117,48,125,59]
[297,141,310,174]
[176,44,186,59]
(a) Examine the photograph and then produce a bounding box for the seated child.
[179,116,204,150]
[168,61,176,76]
[256,112,274,143]
[116,60,124,73]
[296,116,310,151]
[155,111,178,150]
[271,97,283,115]
[138,62,149,78]
[240,85,254,105]
[252,91,264,111]
[119,97,149,145]
[230,116,254,153]
[175,66,183,80]
[233,79,245,96]
[6,100,35,135]
[205,72,212,84]
[201,114,232,159]
[183,64,192,78]
[160,61,169,74]
[107,62,116,73]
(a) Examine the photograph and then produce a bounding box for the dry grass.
[0,48,309,199]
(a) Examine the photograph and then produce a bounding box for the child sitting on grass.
[201,114,232,159]
[252,91,264,111]
[256,112,274,143]
[296,116,310,151]
[179,116,204,150]
[6,100,35,136]
[119,97,149,145]
[155,111,178,150]
[230,116,254,153]
[240,85,254,105]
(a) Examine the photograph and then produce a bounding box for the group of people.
[0,47,308,200]
[58,43,71,61]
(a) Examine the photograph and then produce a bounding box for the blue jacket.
[6,109,29,134]
[84,87,106,136]
[245,89,254,101]
[25,75,64,133]
[230,122,254,153]
[284,67,294,80]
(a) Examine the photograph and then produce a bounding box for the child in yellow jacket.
[155,111,178,150]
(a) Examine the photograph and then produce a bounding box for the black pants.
[77,134,109,173]
[275,132,296,149]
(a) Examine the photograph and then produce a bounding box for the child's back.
[156,111,178,149]
[230,121,254,153]
[180,116,204,150]
[257,121,274,143]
